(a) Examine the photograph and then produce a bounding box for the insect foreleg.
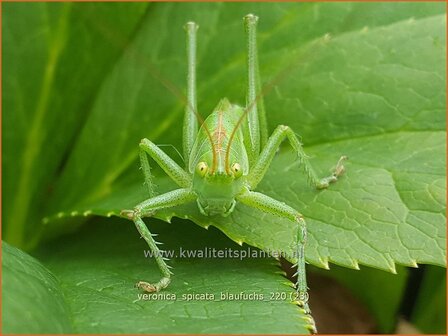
[236,190,316,333]
[121,188,196,292]
[139,139,191,196]
[247,125,347,190]
[139,147,156,197]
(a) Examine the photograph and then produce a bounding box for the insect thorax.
[188,98,249,175]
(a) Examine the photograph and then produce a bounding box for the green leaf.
[2,2,149,249]
[2,242,72,334]
[30,218,311,334]
[3,2,446,273]
[41,6,445,272]
[411,266,446,334]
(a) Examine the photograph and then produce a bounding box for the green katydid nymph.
[121,14,346,329]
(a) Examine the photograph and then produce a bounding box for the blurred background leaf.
[310,264,408,333]
[411,266,446,334]
[3,2,149,249]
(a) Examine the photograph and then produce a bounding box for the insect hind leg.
[183,21,199,167]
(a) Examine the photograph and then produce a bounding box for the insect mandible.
[121,14,347,320]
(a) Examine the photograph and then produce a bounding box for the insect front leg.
[247,125,347,190]
[121,188,197,292]
[126,139,192,292]
[236,190,317,333]
[139,138,191,197]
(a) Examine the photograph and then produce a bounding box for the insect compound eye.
[231,163,242,178]
[196,162,208,177]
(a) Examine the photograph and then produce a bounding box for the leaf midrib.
[7,3,72,248]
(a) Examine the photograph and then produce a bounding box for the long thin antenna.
[84,11,214,159]
[87,10,329,176]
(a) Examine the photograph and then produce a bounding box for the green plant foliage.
[26,3,446,272]
[4,218,310,334]
[2,2,446,333]
[3,2,149,249]
[2,242,72,333]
